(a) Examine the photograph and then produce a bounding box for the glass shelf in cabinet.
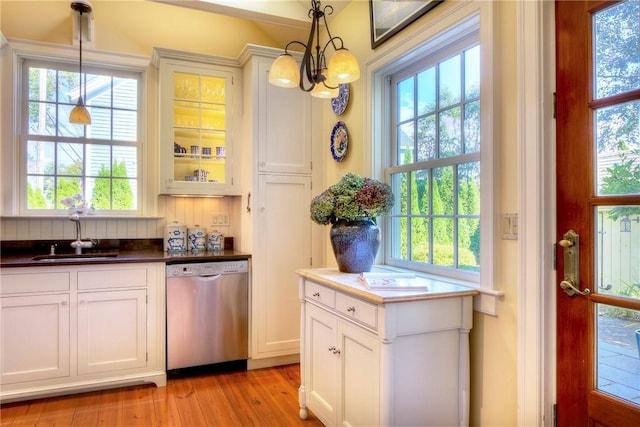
[173,154,226,160]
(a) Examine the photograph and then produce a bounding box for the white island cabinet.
[0,263,166,402]
[296,268,478,427]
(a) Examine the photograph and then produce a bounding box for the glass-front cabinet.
[154,48,241,195]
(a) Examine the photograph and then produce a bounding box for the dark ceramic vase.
[330,218,380,273]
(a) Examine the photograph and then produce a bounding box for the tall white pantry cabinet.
[238,45,324,366]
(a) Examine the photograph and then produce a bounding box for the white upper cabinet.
[256,59,313,174]
[154,48,242,195]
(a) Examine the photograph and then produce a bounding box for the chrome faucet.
[69,214,96,254]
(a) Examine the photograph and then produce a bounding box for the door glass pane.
[594,0,640,99]
[596,206,640,297]
[595,205,640,402]
[595,101,640,196]
[596,304,640,403]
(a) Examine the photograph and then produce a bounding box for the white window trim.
[1,39,154,217]
[364,0,503,315]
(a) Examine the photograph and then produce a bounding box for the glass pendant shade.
[310,81,339,99]
[69,96,91,125]
[70,1,92,125]
[269,54,300,88]
[310,69,339,98]
[327,48,360,84]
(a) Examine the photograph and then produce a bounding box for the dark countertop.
[0,239,251,268]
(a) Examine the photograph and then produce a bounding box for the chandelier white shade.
[268,0,360,99]
[327,48,360,84]
[268,54,300,88]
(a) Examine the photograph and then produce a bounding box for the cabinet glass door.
[172,72,227,185]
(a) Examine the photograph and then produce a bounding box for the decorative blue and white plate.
[331,83,350,116]
[330,121,349,162]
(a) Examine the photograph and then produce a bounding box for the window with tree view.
[387,41,480,277]
[24,60,140,214]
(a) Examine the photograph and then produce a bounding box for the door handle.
[558,229,590,297]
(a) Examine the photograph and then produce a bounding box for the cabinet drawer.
[1,272,70,294]
[78,268,147,290]
[335,292,377,329]
[305,281,335,308]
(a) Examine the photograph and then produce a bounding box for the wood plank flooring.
[0,364,324,426]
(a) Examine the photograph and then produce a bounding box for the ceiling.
[152,0,352,48]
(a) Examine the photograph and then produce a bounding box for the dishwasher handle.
[197,274,223,281]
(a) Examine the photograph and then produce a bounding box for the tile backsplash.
[0,196,239,242]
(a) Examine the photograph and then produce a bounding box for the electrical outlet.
[211,213,229,226]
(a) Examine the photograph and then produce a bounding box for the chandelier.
[268,0,360,99]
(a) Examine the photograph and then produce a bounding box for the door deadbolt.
[558,229,590,297]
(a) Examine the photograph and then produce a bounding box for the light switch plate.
[501,213,518,240]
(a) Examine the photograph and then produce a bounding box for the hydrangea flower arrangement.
[60,193,90,215]
[310,173,394,225]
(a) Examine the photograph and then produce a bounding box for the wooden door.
[556,0,640,425]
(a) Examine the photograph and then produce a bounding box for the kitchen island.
[297,267,478,427]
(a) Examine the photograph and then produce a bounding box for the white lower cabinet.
[1,293,70,384]
[0,263,166,402]
[298,271,475,426]
[305,303,380,426]
[251,174,311,359]
[77,289,147,375]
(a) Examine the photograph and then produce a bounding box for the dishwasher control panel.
[167,260,248,277]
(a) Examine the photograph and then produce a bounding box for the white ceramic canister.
[164,221,187,252]
[188,225,207,251]
[207,230,224,251]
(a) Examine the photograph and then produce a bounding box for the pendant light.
[268,0,360,99]
[69,1,92,125]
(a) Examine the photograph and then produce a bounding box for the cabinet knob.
[347,306,356,313]
[328,346,341,355]
[313,292,320,297]
[60,301,67,306]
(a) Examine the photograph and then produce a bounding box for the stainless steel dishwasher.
[166,260,248,371]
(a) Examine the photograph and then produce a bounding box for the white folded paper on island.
[358,272,430,291]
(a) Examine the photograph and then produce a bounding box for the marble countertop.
[296,266,478,304]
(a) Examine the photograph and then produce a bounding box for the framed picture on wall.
[369,0,444,49]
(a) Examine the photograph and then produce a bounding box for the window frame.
[2,40,152,218]
[22,58,142,215]
[386,36,481,281]
[364,1,501,313]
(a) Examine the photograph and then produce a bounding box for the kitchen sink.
[31,253,119,261]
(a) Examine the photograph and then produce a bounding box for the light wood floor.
[0,364,324,426]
